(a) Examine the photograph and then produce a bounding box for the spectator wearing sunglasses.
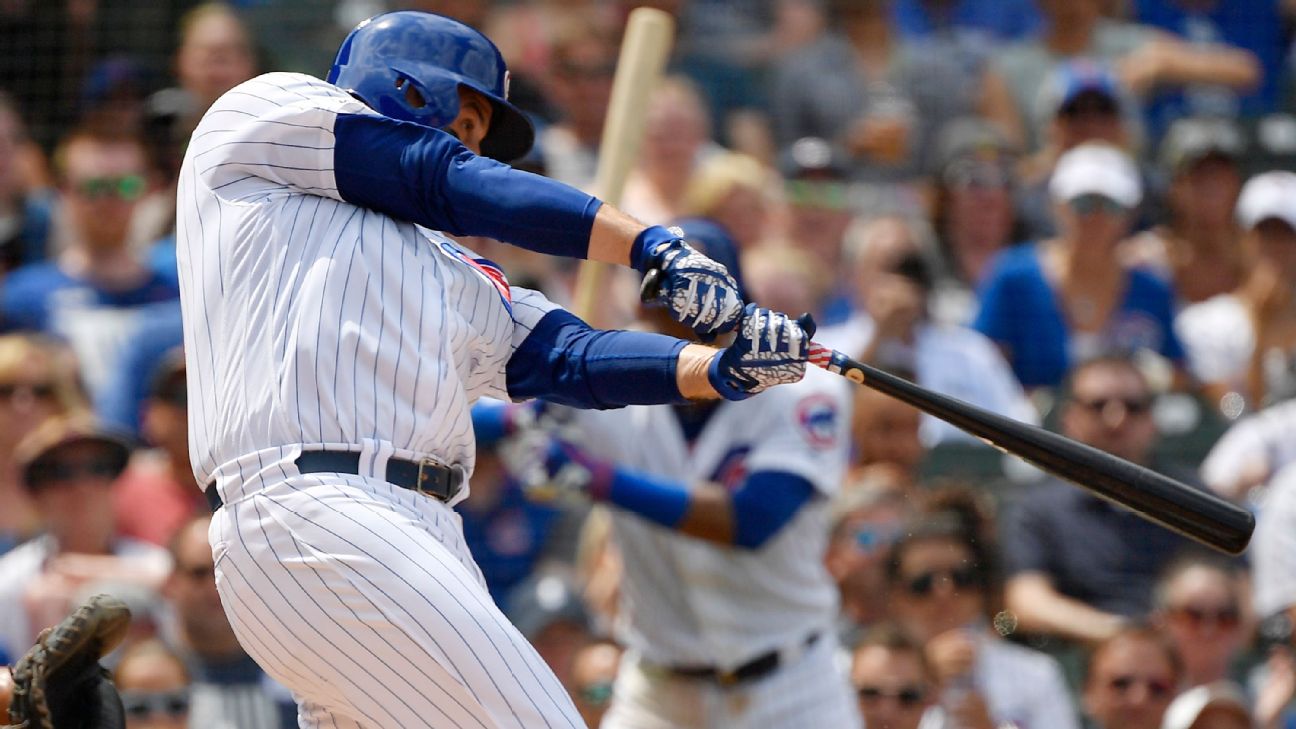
[112,350,205,547]
[0,414,169,664]
[0,127,179,402]
[849,623,935,729]
[0,333,88,555]
[886,511,1078,729]
[161,514,297,729]
[1082,624,1182,729]
[1177,172,1296,414]
[113,639,192,729]
[1003,355,1206,645]
[569,638,621,729]
[976,143,1185,390]
[826,485,910,643]
[1153,556,1249,690]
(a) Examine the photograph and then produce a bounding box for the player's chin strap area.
[205,450,464,510]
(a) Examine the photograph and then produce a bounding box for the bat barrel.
[817,347,1254,555]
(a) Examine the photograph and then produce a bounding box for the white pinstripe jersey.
[574,369,852,669]
[176,72,558,499]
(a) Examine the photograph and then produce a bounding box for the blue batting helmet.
[328,11,535,162]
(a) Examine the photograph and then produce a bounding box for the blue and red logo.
[708,446,752,492]
[797,394,839,449]
[439,240,512,311]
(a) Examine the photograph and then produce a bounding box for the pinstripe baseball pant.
[208,467,585,729]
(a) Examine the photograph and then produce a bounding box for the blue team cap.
[668,217,746,302]
[1046,60,1123,117]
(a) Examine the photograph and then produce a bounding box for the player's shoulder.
[219,72,352,106]
[199,72,370,132]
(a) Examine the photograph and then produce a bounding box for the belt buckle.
[415,457,465,500]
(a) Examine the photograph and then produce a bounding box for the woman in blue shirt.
[975,143,1184,389]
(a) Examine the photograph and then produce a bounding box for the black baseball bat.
[641,269,1254,555]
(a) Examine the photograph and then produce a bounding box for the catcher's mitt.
[7,594,130,729]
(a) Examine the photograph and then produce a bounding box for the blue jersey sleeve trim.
[333,113,600,258]
[605,468,692,530]
[731,471,816,549]
[506,309,688,409]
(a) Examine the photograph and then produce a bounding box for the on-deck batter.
[177,11,812,728]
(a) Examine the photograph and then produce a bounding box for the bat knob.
[640,268,663,303]
[796,313,817,339]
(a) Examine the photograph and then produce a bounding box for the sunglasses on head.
[857,685,926,707]
[1107,674,1173,698]
[1168,604,1241,630]
[577,681,613,707]
[73,173,146,201]
[1074,396,1152,416]
[0,382,57,403]
[120,689,190,718]
[904,565,980,597]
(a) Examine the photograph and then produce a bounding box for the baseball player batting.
[175,10,813,729]
[498,220,861,729]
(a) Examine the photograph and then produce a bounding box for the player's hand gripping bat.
[640,269,1254,555]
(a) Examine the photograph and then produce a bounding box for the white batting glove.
[708,304,815,400]
[631,226,744,336]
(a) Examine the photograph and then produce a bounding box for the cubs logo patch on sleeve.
[797,394,839,449]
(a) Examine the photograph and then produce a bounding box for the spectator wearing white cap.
[975,142,1184,390]
[1176,171,1296,414]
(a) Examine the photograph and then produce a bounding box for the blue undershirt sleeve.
[506,309,688,409]
[730,471,816,549]
[333,113,601,258]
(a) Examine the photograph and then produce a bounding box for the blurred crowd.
[4,0,1296,727]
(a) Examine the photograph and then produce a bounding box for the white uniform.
[573,369,860,729]
[177,72,584,728]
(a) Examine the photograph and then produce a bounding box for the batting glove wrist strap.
[634,226,744,337]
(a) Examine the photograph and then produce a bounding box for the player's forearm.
[587,204,648,266]
[677,344,721,399]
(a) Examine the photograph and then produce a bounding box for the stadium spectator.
[162,514,295,729]
[679,151,776,250]
[0,94,54,273]
[1177,172,1296,414]
[820,216,1037,445]
[114,639,191,729]
[1123,117,1248,305]
[1152,556,1248,689]
[1134,0,1288,134]
[993,0,1258,153]
[1003,356,1204,643]
[534,16,618,190]
[112,349,203,547]
[777,136,857,323]
[742,241,830,323]
[891,0,1041,42]
[929,118,1019,324]
[849,623,936,729]
[173,3,257,134]
[1014,61,1142,241]
[0,334,88,555]
[1199,397,1296,502]
[848,378,924,494]
[826,485,909,641]
[887,511,1079,729]
[771,0,984,187]
[569,638,621,729]
[1082,625,1182,729]
[0,415,169,663]
[976,143,1184,390]
[0,128,179,400]
[620,77,712,226]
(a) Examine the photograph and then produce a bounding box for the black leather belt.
[205,451,464,511]
[666,633,820,686]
